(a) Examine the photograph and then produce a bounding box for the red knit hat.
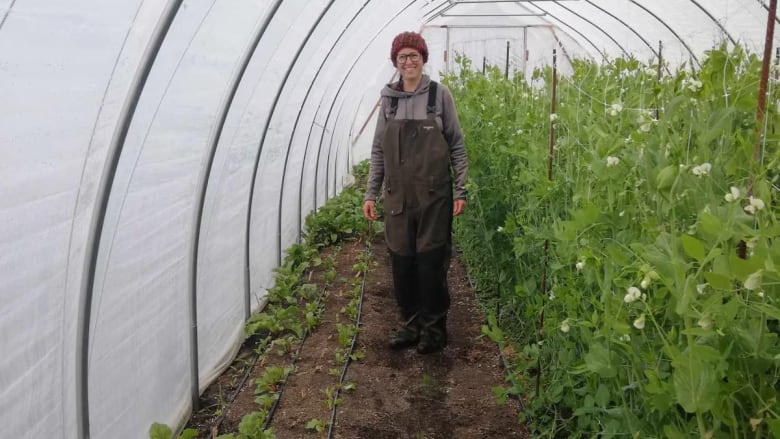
[390,31,429,67]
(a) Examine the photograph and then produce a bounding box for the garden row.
[446,45,780,437]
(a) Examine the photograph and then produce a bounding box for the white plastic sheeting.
[0,0,777,437]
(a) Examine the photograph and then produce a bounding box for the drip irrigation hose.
[261,306,319,431]
[462,255,529,421]
[205,281,327,439]
[326,237,370,439]
[204,332,267,439]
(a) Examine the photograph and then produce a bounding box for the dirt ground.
[187,236,527,439]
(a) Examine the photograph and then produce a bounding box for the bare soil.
[187,236,527,439]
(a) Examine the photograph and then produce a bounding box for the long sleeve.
[440,86,468,200]
[364,97,387,201]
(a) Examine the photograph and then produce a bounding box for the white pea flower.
[515,129,523,135]
[550,113,558,122]
[683,78,703,92]
[640,276,651,289]
[608,102,623,116]
[758,291,765,298]
[548,291,556,301]
[696,283,708,295]
[624,286,642,303]
[749,196,766,210]
[697,317,713,330]
[691,163,712,176]
[744,204,757,215]
[620,334,631,342]
[744,270,763,291]
[724,186,740,202]
[633,314,646,330]
[560,319,571,333]
[606,156,620,167]
[575,261,585,271]
[639,122,652,133]
[496,226,504,233]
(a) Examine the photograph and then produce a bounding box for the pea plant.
[446,45,780,437]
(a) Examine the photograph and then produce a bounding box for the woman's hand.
[363,200,377,221]
[453,199,466,216]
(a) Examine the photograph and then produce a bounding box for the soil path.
[188,236,526,439]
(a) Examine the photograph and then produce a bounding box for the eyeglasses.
[396,53,421,63]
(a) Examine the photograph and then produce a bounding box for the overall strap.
[426,81,438,117]
[389,96,399,117]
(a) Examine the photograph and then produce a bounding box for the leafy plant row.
[151,163,373,439]
[445,44,780,438]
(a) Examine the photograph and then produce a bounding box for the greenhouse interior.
[2,0,780,437]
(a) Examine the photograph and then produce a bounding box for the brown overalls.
[382,82,452,331]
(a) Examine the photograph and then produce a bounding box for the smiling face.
[396,48,423,82]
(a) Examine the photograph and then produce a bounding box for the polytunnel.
[1,0,778,437]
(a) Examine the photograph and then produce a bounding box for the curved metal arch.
[627,0,700,68]
[583,0,667,70]
[276,0,374,255]
[284,0,372,246]
[310,1,418,214]
[245,0,337,286]
[688,0,737,46]
[0,0,18,31]
[530,3,607,63]
[550,1,630,59]
[755,0,780,26]
[325,99,349,198]
[77,1,184,438]
[196,0,283,320]
[423,0,455,22]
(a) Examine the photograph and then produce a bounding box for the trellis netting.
[0,1,777,437]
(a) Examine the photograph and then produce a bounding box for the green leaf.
[680,235,706,261]
[672,357,720,412]
[178,430,198,439]
[584,344,617,378]
[655,165,677,190]
[703,271,731,290]
[149,423,172,439]
[699,211,724,237]
[768,419,780,438]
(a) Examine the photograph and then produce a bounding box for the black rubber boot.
[390,251,419,318]
[416,314,447,354]
[389,314,421,350]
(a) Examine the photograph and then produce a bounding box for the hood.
[380,74,432,99]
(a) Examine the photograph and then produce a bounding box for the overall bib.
[382,82,452,348]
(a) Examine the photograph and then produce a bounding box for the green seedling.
[305,419,328,433]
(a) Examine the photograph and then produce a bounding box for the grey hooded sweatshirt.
[365,74,468,201]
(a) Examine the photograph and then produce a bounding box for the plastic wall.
[1,0,777,437]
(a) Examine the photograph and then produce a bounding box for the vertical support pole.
[537,48,557,398]
[482,56,486,75]
[523,26,528,80]
[773,47,779,135]
[655,40,663,120]
[505,40,510,79]
[740,0,776,260]
[547,49,557,181]
[445,26,451,75]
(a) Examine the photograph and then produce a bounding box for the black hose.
[462,256,529,419]
[205,281,327,439]
[204,331,267,439]
[326,239,369,438]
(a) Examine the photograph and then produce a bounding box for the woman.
[362,31,468,354]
